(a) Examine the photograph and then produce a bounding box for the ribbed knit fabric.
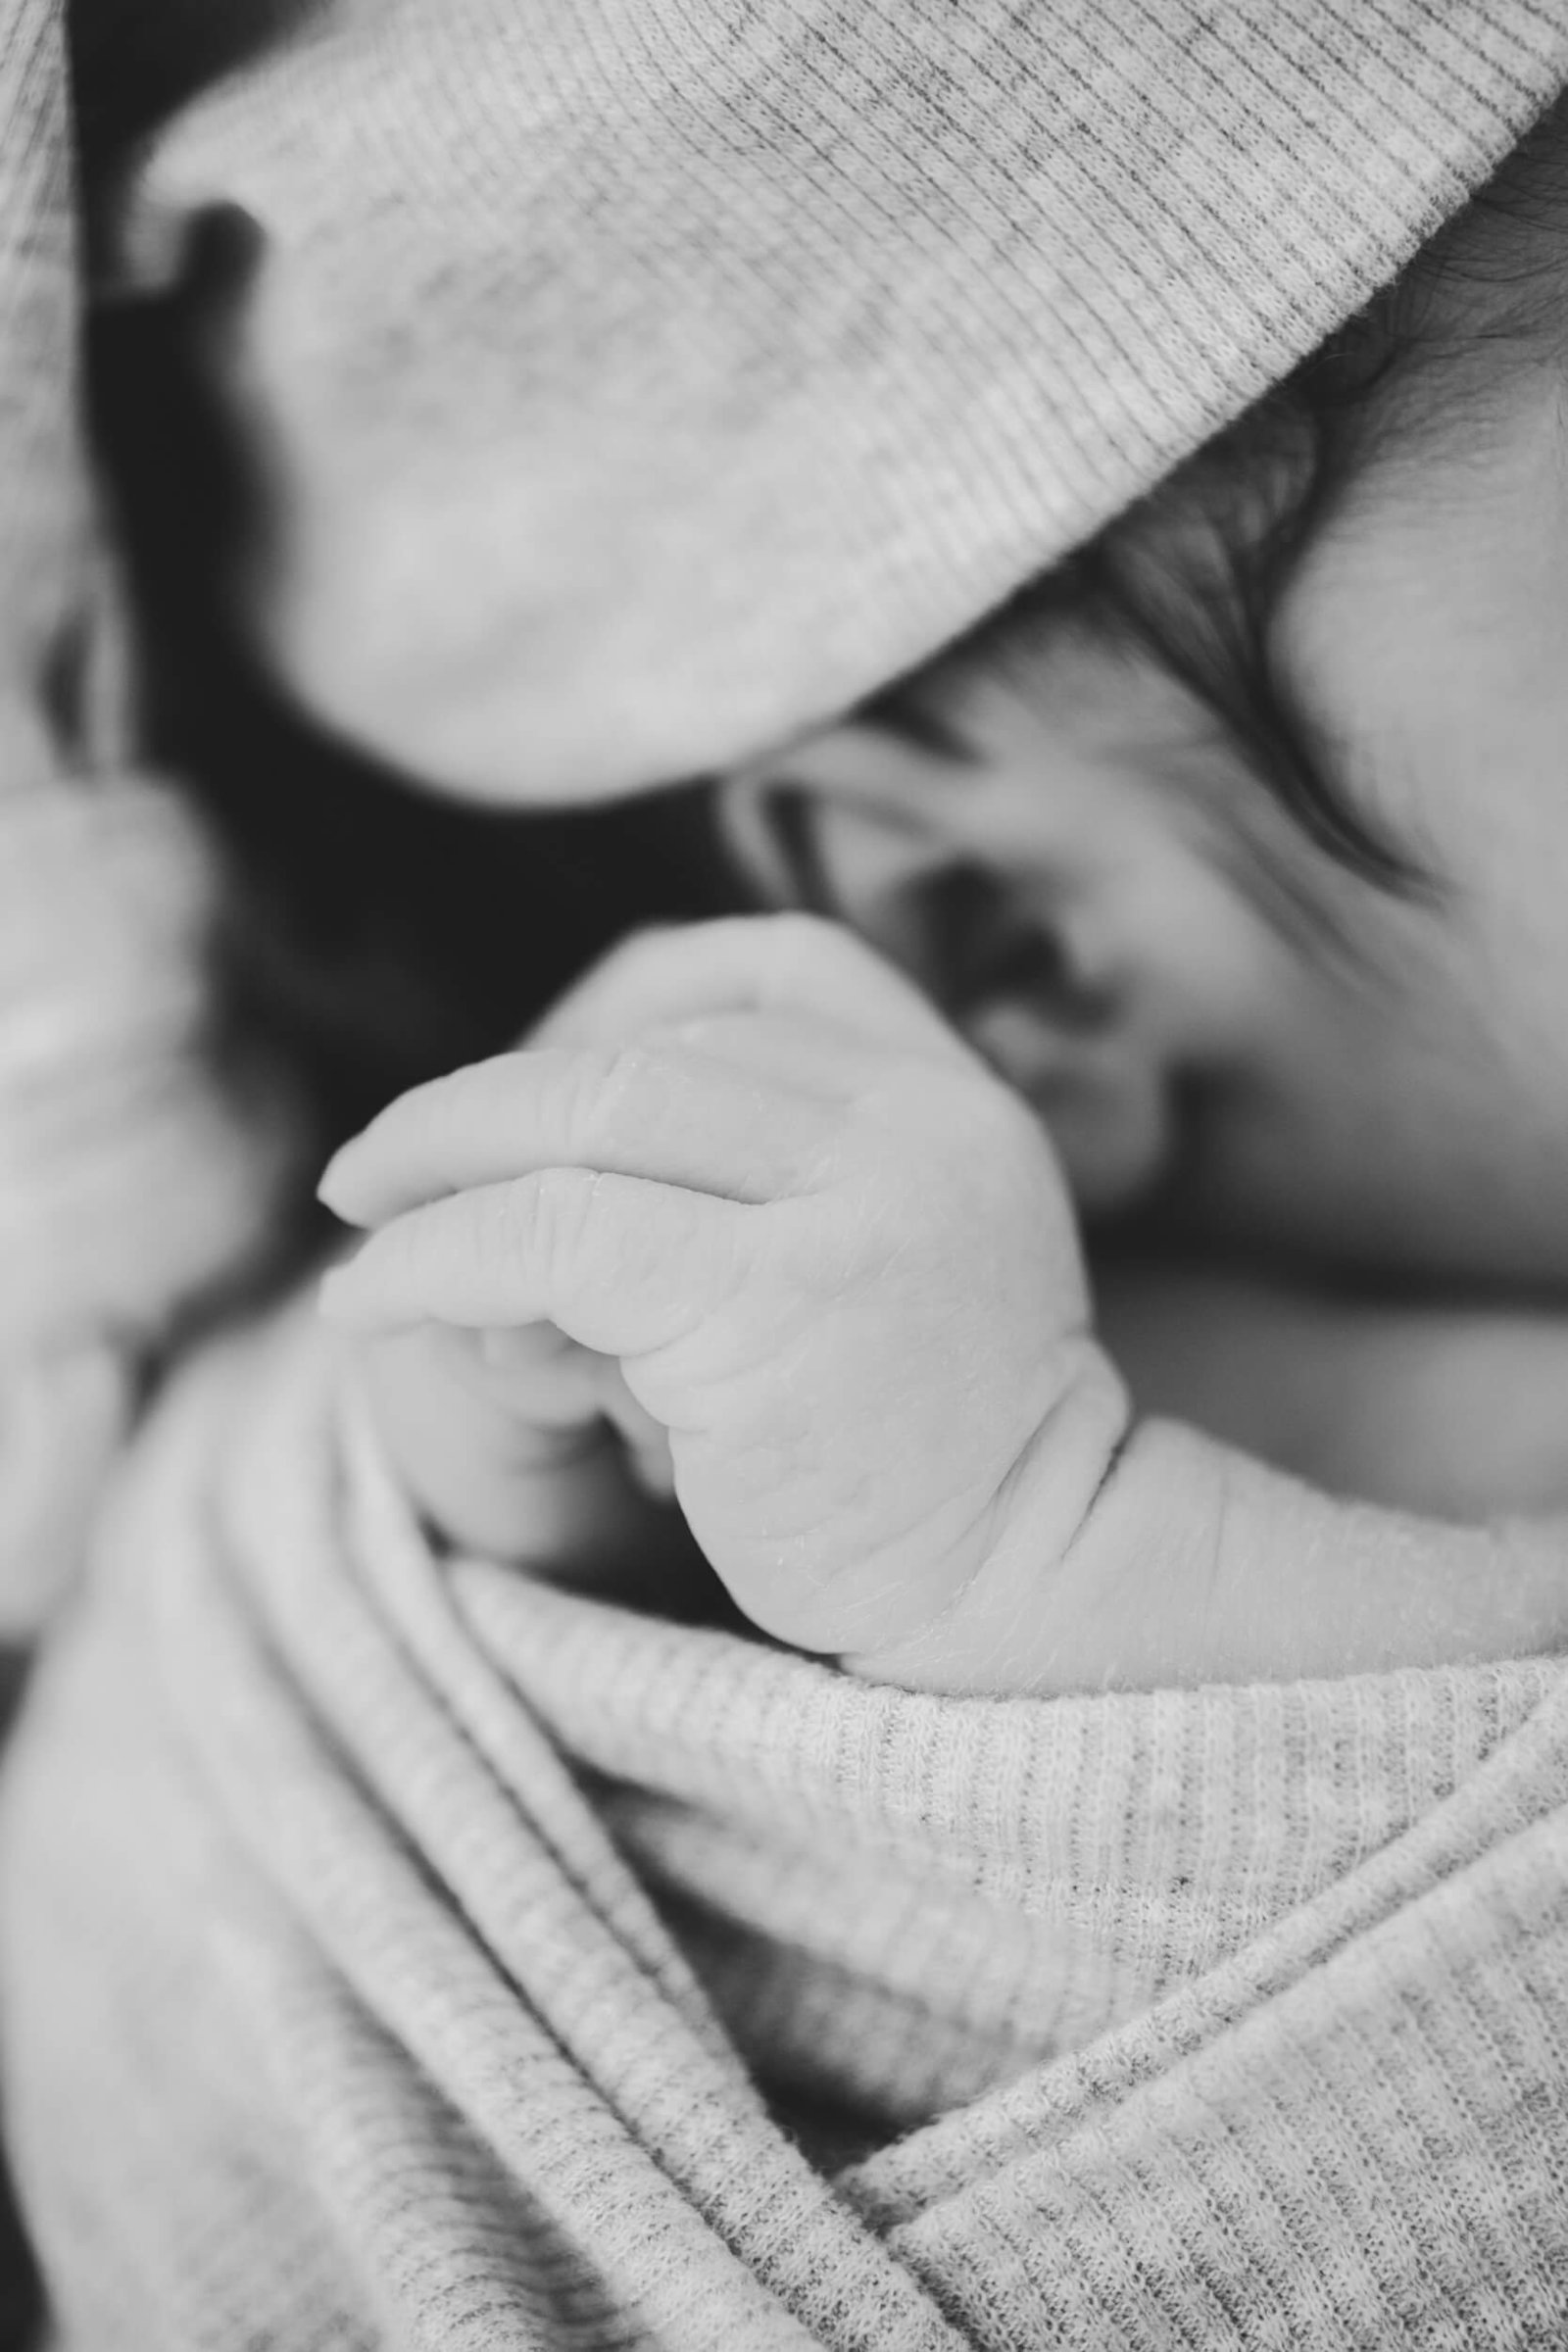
[116,0,1568,797]
[5,1308,1568,2349]
[6,3,1568,2346]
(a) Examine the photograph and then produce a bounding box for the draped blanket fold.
[5,1306,1568,2349]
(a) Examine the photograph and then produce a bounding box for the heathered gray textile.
[3,2,1568,2346]
[112,0,1568,793]
[6,1313,1568,2348]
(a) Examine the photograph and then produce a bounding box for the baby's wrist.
[838,1366,1568,1696]
[1077,1422,1568,1686]
[838,1338,1132,1692]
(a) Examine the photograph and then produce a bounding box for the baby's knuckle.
[516,1164,596,1269]
[550,1041,646,1141]
[592,1040,662,1117]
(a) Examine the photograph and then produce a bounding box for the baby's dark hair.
[866,86,1568,897]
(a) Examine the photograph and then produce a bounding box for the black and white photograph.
[3,3,1568,2344]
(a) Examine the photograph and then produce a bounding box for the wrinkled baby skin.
[319,916,1568,1696]
[319,916,1118,1682]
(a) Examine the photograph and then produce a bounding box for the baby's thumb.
[480,1324,676,1498]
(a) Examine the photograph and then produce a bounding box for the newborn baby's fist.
[319,915,1126,1678]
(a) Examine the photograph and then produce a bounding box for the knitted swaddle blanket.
[5,1305,1568,2347]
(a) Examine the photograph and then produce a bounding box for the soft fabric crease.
[5,1308,1568,2345]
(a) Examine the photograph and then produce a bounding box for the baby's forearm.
[841,1365,1568,1697]
[1057,1419,1568,1685]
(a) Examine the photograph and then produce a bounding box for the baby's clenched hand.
[318,914,1128,1681]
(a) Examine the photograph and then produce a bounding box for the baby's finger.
[472,1323,609,1425]
[318,1039,837,1226]
[595,1354,677,1497]
[318,1167,748,1356]
[482,1326,676,1494]
[533,911,964,1060]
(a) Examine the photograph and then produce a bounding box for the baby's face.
[719,332,1568,1295]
